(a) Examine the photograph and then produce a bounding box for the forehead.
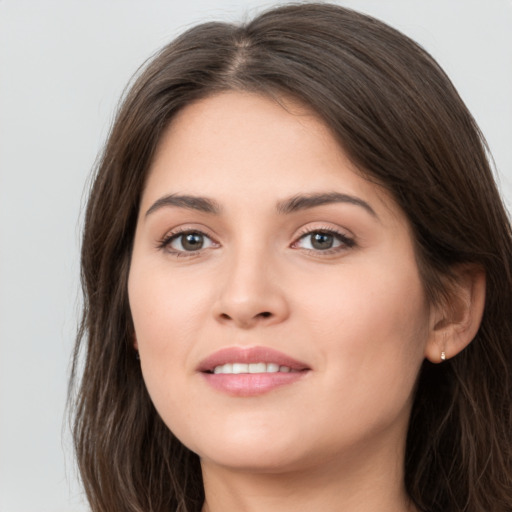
[153,91,340,175]
[142,91,402,223]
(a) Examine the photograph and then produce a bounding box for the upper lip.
[197,346,310,373]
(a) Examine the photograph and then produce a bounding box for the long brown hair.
[71,3,512,511]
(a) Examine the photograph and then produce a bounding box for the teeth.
[232,363,248,374]
[249,362,266,373]
[214,363,232,374]
[212,362,294,374]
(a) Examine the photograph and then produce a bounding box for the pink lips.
[197,346,310,396]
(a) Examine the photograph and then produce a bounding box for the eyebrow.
[145,191,377,218]
[145,194,222,217]
[276,192,377,218]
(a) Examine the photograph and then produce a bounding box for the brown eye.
[167,231,214,252]
[295,230,355,252]
[180,233,204,251]
[311,232,335,250]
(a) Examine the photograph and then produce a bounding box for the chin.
[187,424,343,476]
[181,422,308,472]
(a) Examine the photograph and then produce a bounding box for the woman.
[71,3,512,511]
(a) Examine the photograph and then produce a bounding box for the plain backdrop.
[0,1,511,511]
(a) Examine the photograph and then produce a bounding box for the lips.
[197,346,310,396]
[197,346,309,373]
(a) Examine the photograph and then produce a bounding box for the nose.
[212,248,290,329]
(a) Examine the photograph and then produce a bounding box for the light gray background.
[1,1,511,511]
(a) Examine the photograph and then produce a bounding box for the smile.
[212,363,297,374]
[198,346,310,396]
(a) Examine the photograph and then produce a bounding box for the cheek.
[129,260,209,348]
[296,256,430,394]
[128,263,211,430]
[301,260,428,334]
[127,258,209,387]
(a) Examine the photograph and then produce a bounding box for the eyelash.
[156,227,218,258]
[292,226,355,255]
[157,226,355,257]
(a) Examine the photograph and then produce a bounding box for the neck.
[200,436,417,512]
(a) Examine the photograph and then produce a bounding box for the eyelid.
[156,225,220,256]
[291,224,356,253]
[155,223,355,257]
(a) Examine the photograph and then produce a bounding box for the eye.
[294,229,355,252]
[159,230,216,254]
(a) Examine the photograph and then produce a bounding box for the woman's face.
[128,91,434,474]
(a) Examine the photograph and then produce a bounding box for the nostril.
[216,310,275,325]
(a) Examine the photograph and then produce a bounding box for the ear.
[133,333,139,351]
[424,265,486,363]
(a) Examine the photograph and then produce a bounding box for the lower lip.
[201,371,307,396]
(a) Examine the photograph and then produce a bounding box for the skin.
[128,91,482,512]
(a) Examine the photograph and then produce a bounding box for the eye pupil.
[311,232,334,250]
[182,233,204,251]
